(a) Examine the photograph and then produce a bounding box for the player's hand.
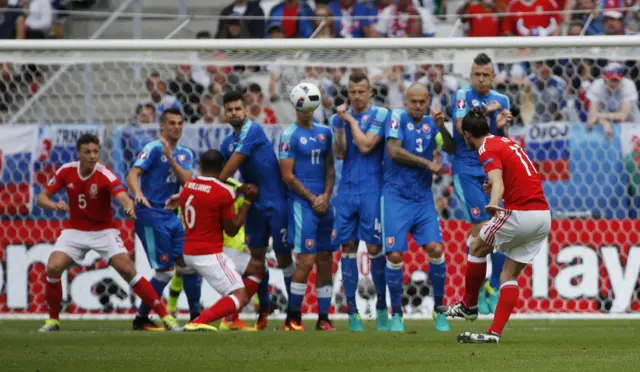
[124,203,136,219]
[426,160,442,175]
[496,109,512,129]
[482,180,492,194]
[159,136,172,158]
[135,193,152,208]
[54,200,69,212]
[336,104,348,120]
[485,204,507,216]
[431,108,445,128]
[242,184,259,201]
[164,193,180,210]
[485,101,502,114]
[312,193,329,216]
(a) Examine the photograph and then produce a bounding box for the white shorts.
[480,209,551,264]
[184,253,244,296]
[53,229,128,265]
[223,247,251,275]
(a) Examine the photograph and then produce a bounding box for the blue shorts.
[381,191,442,253]
[453,173,491,224]
[288,198,336,254]
[246,202,290,254]
[135,208,184,270]
[333,192,381,246]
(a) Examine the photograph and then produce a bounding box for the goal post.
[1,36,640,320]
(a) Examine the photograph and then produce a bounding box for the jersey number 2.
[184,195,196,229]
[509,145,537,176]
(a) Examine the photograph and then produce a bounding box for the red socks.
[130,275,169,318]
[462,255,487,308]
[194,275,262,325]
[45,275,62,320]
[488,282,519,335]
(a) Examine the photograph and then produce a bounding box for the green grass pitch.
[1,319,639,372]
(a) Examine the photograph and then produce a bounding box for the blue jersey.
[220,120,287,211]
[383,109,440,202]
[330,105,389,195]
[327,1,375,38]
[451,86,510,176]
[133,139,194,210]
[279,122,333,203]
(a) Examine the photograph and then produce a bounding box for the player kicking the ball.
[437,109,551,344]
[37,134,180,332]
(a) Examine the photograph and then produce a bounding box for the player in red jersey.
[438,110,551,344]
[36,134,180,332]
[168,149,262,332]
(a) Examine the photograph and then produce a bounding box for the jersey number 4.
[509,145,537,176]
[184,195,196,229]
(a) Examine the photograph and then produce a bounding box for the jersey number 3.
[184,195,196,229]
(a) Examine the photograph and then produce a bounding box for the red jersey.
[45,162,126,231]
[502,0,561,36]
[478,136,549,211]
[180,177,236,255]
[465,4,501,37]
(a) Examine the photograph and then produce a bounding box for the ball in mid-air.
[290,82,321,113]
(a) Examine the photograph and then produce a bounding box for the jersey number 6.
[184,195,196,229]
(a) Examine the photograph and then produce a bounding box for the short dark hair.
[473,53,493,66]
[199,149,225,173]
[247,83,262,94]
[149,71,161,79]
[160,108,183,123]
[77,133,100,151]
[196,30,212,39]
[222,90,245,106]
[349,70,370,86]
[136,102,155,115]
[461,109,490,138]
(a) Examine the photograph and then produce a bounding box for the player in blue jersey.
[438,53,512,315]
[126,108,201,330]
[382,83,451,332]
[331,71,390,332]
[279,83,336,332]
[217,91,292,330]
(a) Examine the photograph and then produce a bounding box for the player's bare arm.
[432,108,455,154]
[164,193,180,210]
[496,109,512,137]
[126,167,151,208]
[223,184,258,237]
[280,158,316,203]
[114,191,136,219]
[387,138,440,173]
[36,189,69,212]
[219,152,247,182]
[333,126,347,160]
[485,168,505,215]
[159,137,193,185]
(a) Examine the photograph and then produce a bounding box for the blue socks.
[282,263,295,300]
[341,253,358,315]
[137,273,171,317]
[385,261,404,316]
[490,251,505,290]
[258,269,271,312]
[370,252,387,310]
[317,285,333,317]
[182,273,202,317]
[428,256,446,309]
[288,282,306,312]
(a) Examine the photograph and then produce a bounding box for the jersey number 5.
[184,195,196,229]
[509,145,537,176]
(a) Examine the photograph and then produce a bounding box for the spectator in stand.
[0,0,25,110]
[134,103,157,125]
[602,10,629,35]
[457,0,502,37]
[525,60,566,123]
[587,62,640,138]
[567,0,602,35]
[24,0,52,38]
[268,0,314,38]
[376,0,436,37]
[566,19,584,35]
[327,0,377,38]
[144,71,183,120]
[624,0,639,34]
[168,65,204,123]
[312,5,337,38]
[217,15,252,39]
[266,22,286,38]
[502,0,562,37]
[195,95,223,125]
[417,65,456,120]
[246,83,279,124]
[216,0,265,39]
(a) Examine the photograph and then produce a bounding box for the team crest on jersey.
[318,134,326,142]
[229,143,235,152]
[390,119,399,130]
[331,229,337,240]
[362,115,369,122]
[422,124,431,133]
[305,239,315,248]
[300,137,307,145]
[161,155,168,162]
[472,99,480,107]
[471,207,481,217]
[386,237,395,247]
[280,142,290,152]
[89,184,98,199]
[138,151,148,160]
[456,99,466,109]
[407,123,414,131]
[178,154,186,162]
[159,254,169,263]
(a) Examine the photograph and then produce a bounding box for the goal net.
[1,37,640,319]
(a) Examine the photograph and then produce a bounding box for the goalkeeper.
[167,177,268,331]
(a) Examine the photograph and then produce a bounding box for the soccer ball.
[357,277,376,300]
[290,82,321,112]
